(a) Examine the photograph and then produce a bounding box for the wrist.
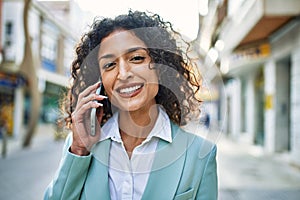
[70,145,90,156]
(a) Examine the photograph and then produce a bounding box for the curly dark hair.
[65,10,202,127]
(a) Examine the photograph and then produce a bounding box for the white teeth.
[119,85,142,94]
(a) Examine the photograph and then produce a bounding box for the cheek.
[147,70,159,86]
[150,85,159,100]
[147,71,159,96]
[101,72,115,98]
[102,81,112,97]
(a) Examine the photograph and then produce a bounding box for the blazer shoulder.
[171,123,217,160]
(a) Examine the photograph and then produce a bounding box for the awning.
[0,71,26,88]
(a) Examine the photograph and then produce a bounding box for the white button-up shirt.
[100,107,172,200]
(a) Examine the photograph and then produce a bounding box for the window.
[4,21,15,61]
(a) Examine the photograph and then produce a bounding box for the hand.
[70,81,107,156]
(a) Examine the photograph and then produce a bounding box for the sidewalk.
[0,123,58,158]
[217,134,300,199]
[0,123,65,200]
[217,135,300,189]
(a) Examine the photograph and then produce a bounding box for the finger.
[94,95,108,102]
[77,93,100,108]
[77,90,107,109]
[81,101,103,114]
[77,81,101,102]
[74,101,102,123]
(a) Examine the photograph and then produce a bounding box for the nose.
[117,59,132,80]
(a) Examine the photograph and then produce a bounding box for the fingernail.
[96,102,103,107]
[98,95,108,98]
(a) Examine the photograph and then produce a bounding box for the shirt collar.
[100,112,120,142]
[100,106,172,143]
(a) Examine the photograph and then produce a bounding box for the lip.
[115,83,144,98]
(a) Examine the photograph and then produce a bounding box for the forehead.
[98,30,147,57]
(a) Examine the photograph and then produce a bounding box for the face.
[98,30,159,112]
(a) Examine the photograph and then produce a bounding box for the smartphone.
[90,83,102,136]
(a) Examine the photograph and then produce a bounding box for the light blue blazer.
[44,122,218,200]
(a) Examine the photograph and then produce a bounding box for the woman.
[44,10,218,200]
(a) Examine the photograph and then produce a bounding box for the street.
[1,124,300,200]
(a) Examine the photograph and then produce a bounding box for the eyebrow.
[98,47,147,62]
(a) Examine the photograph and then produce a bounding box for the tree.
[19,0,42,147]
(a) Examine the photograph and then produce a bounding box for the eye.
[102,62,116,70]
[130,55,146,63]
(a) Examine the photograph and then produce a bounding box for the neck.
[118,104,159,159]
[119,104,159,139]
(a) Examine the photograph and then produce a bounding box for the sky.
[75,0,200,41]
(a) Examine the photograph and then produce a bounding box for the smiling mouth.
[117,83,144,97]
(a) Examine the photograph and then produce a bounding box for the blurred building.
[199,0,300,166]
[0,0,86,137]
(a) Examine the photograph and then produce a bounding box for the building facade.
[208,0,300,166]
[0,0,85,138]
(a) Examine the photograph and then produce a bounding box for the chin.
[119,104,143,112]
[117,99,149,112]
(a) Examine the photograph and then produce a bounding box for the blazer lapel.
[142,123,193,199]
[84,139,111,200]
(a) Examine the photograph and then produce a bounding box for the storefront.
[0,71,26,136]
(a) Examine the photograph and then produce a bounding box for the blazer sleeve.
[44,134,92,200]
[196,145,218,200]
